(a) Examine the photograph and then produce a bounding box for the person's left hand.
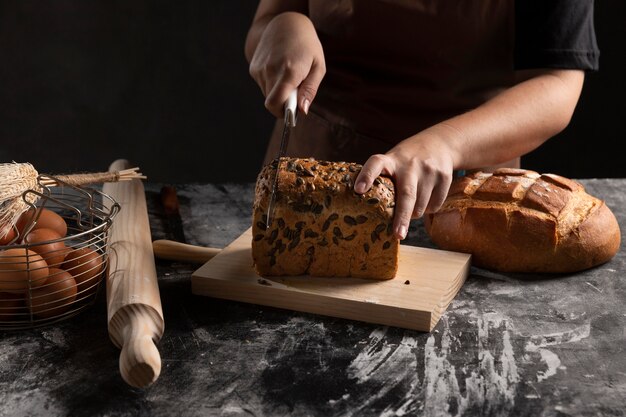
[354,131,456,240]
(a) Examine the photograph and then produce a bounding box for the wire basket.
[0,175,119,330]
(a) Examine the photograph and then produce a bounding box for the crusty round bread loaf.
[424,168,621,273]
[252,157,399,279]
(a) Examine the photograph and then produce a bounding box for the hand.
[248,12,325,117]
[354,131,456,240]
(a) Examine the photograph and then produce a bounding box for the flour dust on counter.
[0,297,144,417]
[162,183,256,249]
[0,328,69,416]
[143,270,619,417]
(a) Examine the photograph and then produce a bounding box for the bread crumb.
[404,280,410,285]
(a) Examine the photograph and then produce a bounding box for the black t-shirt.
[515,0,600,71]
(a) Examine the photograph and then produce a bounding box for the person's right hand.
[249,12,325,117]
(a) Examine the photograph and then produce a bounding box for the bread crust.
[424,169,621,273]
[252,157,399,279]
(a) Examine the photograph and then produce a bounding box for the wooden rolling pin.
[103,159,164,388]
[152,239,220,264]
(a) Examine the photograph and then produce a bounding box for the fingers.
[355,154,390,194]
[265,76,299,118]
[263,58,325,118]
[357,153,454,241]
[248,64,269,97]
[298,59,325,115]
[396,165,453,239]
[356,154,413,240]
[356,154,414,240]
[392,175,418,240]
[424,174,452,214]
[249,56,302,117]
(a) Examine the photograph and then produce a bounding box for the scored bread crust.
[252,157,399,279]
[424,168,621,273]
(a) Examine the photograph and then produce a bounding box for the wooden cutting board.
[191,228,471,332]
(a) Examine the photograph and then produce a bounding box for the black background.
[1,1,624,183]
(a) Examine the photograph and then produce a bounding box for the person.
[244,0,599,241]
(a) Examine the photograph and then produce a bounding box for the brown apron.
[263,0,517,169]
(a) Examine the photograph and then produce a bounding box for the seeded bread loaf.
[252,157,399,279]
[424,168,621,273]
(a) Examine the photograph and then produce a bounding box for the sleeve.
[514,0,600,71]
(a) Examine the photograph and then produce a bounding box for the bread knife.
[265,89,298,229]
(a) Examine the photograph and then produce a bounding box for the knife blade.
[265,89,298,229]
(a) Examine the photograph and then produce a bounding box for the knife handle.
[285,89,298,127]
[152,239,221,264]
[160,185,180,216]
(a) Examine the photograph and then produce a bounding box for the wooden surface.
[102,159,164,388]
[191,227,471,332]
[1,180,625,417]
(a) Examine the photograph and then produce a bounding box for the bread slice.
[252,157,399,279]
[424,168,621,273]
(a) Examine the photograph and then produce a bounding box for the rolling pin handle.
[152,239,221,263]
[119,313,162,388]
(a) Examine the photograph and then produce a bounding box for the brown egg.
[29,268,77,319]
[0,227,17,246]
[0,248,49,293]
[0,292,26,321]
[16,207,68,239]
[23,228,70,268]
[62,247,104,295]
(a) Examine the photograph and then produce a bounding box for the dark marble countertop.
[1,179,625,417]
